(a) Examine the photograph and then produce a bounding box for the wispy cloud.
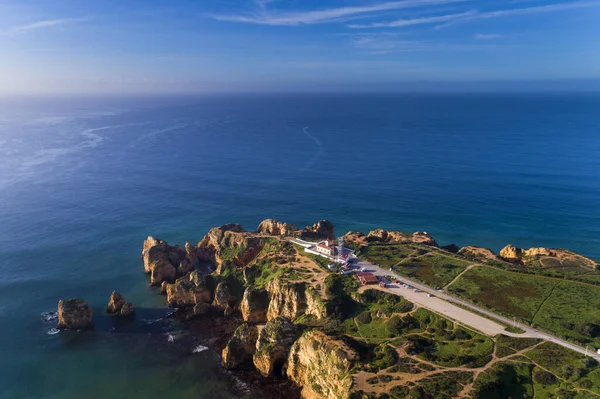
[348,1,600,29]
[10,18,83,34]
[212,0,469,26]
[353,33,500,54]
[348,10,475,28]
[475,33,503,39]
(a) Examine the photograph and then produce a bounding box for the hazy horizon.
[0,0,599,95]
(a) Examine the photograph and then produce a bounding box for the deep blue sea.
[1,93,599,398]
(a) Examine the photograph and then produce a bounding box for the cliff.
[240,286,269,323]
[366,229,438,247]
[222,322,259,369]
[287,330,357,399]
[165,270,215,317]
[299,220,335,241]
[257,219,298,236]
[253,316,299,377]
[197,224,266,274]
[142,236,198,285]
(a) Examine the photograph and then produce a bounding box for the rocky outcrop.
[458,246,498,261]
[441,243,460,253]
[287,330,357,399]
[499,244,522,260]
[257,219,298,237]
[343,231,367,245]
[300,220,335,241]
[253,317,298,377]
[240,287,269,323]
[197,224,265,274]
[267,280,307,321]
[366,229,438,247]
[213,281,236,309]
[166,270,215,308]
[142,237,198,285]
[222,322,259,369]
[106,291,135,316]
[500,244,557,261]
[57,299,94,330]
[305,288,328,320]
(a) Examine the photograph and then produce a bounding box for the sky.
[0,0,599,94]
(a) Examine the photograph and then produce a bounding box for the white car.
[360,267,367,272]
[427,294,433,298]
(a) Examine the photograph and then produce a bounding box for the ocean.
[1,93,599,398]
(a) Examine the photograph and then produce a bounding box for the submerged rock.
[222,322,259,369]
[240,286,269,323]
[287,330,357,399]
[57,299,94,330]
[253,316,298,377]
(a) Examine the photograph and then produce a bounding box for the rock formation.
[222,322,259,369]
[197,224,265,274]
[213,281,236,309]
[257,219,298,237]
[366,229,438,247]
[165,270,215,313]
[500,244,557,261]
[253,316,298,377]
[267,280,308,321]
[142,236,198,285]
[499,244,522,260]
[458,246,498,261]
[287,330,357,399]
[57,299,94,330]
[343,231,367,245]
[300,220,335,241]
[106,291,135,316]
[240,286,269,323]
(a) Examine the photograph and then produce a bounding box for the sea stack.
[57,298,94,330]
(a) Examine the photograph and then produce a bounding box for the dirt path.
[443,263,480,290]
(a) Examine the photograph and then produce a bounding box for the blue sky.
[0,0,599,93]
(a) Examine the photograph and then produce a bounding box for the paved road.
[356,258,600,361]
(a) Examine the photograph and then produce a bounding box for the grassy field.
[472,362,534,399]
[358,243,417,267]
[532,281,600,347]
[393,253,472,288]
[448,265,558,322]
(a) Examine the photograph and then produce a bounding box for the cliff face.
[366,229,438,247]
[222,322,259,369]
[240,286,269,323]
[165,270,215,316]
[300,220,335,241]
[287,330,357,399]
[253,316,298,377]
[142,236,198,285]
[257,219,298,237]
[266,280,328,321]
[197,224,266,274]
[267,280,307,321]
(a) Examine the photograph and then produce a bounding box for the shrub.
[534,370,557,385]
[357,311,372,325]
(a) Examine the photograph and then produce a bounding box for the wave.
[192,345,208,353]
[47,328,60,335]
[41,311,58,323]
[301,126,324,170]
[166,333,175,343]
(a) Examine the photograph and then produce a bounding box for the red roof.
[360,275,379,284]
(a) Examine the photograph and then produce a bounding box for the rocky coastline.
[53,218,600,399]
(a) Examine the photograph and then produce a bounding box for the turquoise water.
[1,93,599,398]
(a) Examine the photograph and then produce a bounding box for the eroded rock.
[240,286,269,323]
[287,330,357,399]
[257,219,298,236]
[300,220,335,241]
[57,299,93,330]
[222,322,259,369]
[253,316,298,377]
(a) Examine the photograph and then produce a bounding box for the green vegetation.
[472,362,534,399]
[393,254,471,287]
[448,265,557,322]
[242,259,286,289]
[495,335,541,358]
[368,344,399,371]
[358,243,416,267]
[526,342,598,382]
[532,281,600,347]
